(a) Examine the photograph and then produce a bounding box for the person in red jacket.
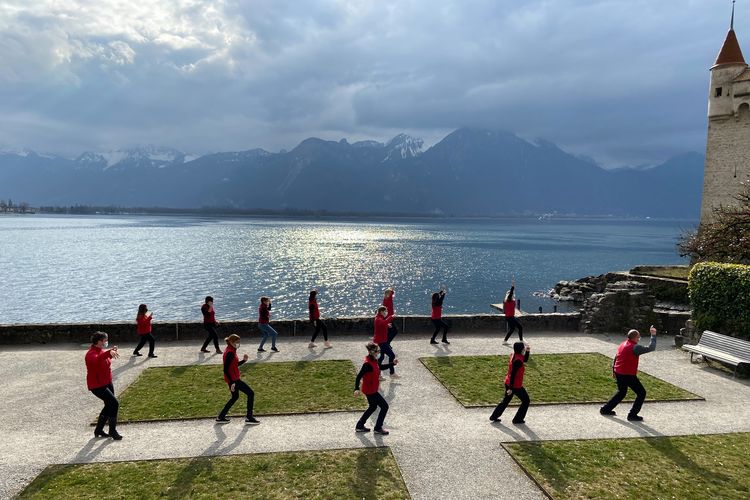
[85,331,123,440]
[502,280,524,344]
[200,296,222,354]
[489,341,531,424]
[133,304,157,357]
[216,334,260,425]
[308,290,331,349]
[354,342,398,434]
[430,288,450,344]
[373,306,398,378]
[257,296,279,352]
[600,326,657,421]
[383,288,398,342]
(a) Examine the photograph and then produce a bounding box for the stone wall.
[0,313,581,345]
[553,272,689,305]
[581,281,658,334]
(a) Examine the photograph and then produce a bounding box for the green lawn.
[419,353,700,406]
[504,433,750,500]
[629,265,689,280]
[19,447,410,500]
[117,360,367,422]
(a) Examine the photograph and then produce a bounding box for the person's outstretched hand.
[650,325,657,336]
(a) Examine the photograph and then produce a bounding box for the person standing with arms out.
[133,304,157,358]
[600,326,657,421]
[383,288,398,343]
[354,342,398,435]
[373,306,399,379]
[489,341,531,424]
[86,331,123,440]
[200,296,222,354]
[216,334,260,425]
[257,296,279,352]
[503,280,523,345]
[308,290,332,349]
[430,288,450,345]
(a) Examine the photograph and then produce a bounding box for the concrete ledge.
[0,313,581,345]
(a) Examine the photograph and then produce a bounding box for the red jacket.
[201,304,216,325]
[136,314,152,335]
[361,356,380,395]
[309,299,320,321]
[223,345,241,384]
[614,339,639,375]
[504,352,526,389]
[259,302,271,324]
[85,345,113,390]
[431,305,442,320]
[503,300,516,317]
[373,313,393,344]
[383,295,394,316]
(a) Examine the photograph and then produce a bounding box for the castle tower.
[701,3,750,223]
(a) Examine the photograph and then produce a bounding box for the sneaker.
[133,352,142,356]
[270,347,279,352]
[148,354,158,358]
[245,417,261,425]
[324,341,332,348]
[200,349,210,353]
[308,342,316,348]
[442,339,450,344]
[502,341,511,346]
[600,408,616,416]
[390,373,401,379]
[512,419,526,425]
[257,348,266,352]
[627,414,644,422]
[215,417,231,423]
[430,340,439,345]
[355,426,371,433]
[374,428,390,435]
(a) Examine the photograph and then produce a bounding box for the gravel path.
[1,332,748,499]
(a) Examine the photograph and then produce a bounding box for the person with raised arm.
[489,341,531,424]
[430,287,450,345]
[353,342,398,435]
[600,326,658,421]
[502,280,524,345]
[257,296,279,352]
[373,305,398,379]
[383,288,398,342]
[308,290,331,349]
[133,303,157,358]
[200,296,222,354]
[216,334,260,425]
[86,331,123,440]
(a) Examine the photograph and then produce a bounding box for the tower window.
[715,87,723,97]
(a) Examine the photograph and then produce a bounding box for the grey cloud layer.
[0,0,738,164]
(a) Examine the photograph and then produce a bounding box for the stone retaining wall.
[0,313,581,345]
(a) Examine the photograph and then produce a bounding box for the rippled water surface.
[0,215,694,323]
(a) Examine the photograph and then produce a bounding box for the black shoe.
[627,414,644,422]
[355,426,371,433]
[215,417,230,423]
[245,417,261,425]
[430,339,439,344]
[442,339,450,344]
[257,348,266,352]
[94,429,110,438]
[489,416,500,422]
[374,428,390,435]
[215,349,223,354]
[200,349,210,353]
[600,408,616,416]
[270,347,279,352]
[512,419,526,425]
[110,431,123,440]
[148,354,158,358]
[133,352,142,356]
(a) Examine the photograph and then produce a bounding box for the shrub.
[688,262,750,339]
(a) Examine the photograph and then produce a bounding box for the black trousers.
[311,319,328,342]
[602,374,647,416]
[357,392,389,430]
[504,317,524,341]
[219,380,255,419]
[387,323,398,343]
[378,342,396,374]
[431,319,449,341]
[134,333,155,356]
[91,383,119,429]
[201,323,220,351]
[490,385,530,422]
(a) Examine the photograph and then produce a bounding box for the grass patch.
[630,265,689,280]
[504,433,750,500]
[118,360,367,422]
[419,353,700,406]
[19,447,410,500]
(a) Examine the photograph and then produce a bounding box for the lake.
[0,215,695,324]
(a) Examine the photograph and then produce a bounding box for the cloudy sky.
[0,0,743,165]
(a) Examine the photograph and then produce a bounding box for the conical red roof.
[714,29,746,67]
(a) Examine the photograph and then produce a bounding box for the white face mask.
[103,341,109,348]
[235,343,240,349]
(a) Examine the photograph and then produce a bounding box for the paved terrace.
[1,332,749,499]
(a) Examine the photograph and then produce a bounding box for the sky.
[0,0,743,166]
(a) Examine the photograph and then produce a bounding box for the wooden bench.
[682,330,750,378]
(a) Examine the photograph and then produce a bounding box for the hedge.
[688,262,750,340]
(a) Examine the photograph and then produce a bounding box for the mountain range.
[0,128,704,217]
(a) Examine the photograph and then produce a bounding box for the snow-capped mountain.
[76,146,187,169]
[383,134,424,161]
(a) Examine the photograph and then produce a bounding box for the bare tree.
[19,202,29,214]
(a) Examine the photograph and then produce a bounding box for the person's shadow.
[111,355,138,377]
[71,436,116,463]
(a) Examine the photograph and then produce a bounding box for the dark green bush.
[688,262,750,339]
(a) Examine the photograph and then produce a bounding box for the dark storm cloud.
[0,0,740,164]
